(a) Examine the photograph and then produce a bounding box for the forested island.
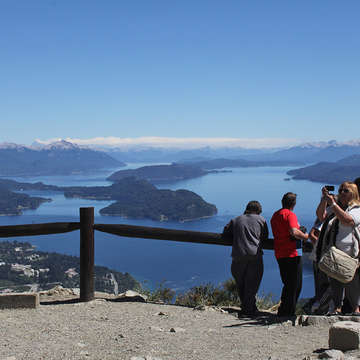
[0,241,139,294]
[65,177,218,221]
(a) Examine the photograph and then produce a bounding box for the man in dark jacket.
[223,201,268,316]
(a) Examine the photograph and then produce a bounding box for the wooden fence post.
[80,207,94,301]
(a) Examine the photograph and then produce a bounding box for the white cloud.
[34,136,302,149]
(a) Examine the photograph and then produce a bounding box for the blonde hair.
[340,181,360,206]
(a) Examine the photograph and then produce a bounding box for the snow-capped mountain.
[0,140,124,176]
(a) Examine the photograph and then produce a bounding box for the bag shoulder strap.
[330,218,339,247]
[316,213,335,263]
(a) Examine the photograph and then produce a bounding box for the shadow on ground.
[224,311,297,327]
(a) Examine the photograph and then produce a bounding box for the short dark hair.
[244,200,262,214]
[281,192,297,209]
[354,177,360,194]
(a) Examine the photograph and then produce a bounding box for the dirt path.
[0,294,351,360]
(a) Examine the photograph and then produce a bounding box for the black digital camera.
[325,185,335,192]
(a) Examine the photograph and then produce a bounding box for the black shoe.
[238,309,259,318]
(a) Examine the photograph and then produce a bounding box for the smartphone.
[325,185,335,192]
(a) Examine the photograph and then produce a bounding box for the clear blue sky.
[1,0,359,147]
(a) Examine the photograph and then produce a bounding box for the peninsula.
[286,155,360,184]
[106,161,303,185]
[107,163,212,184]
[0,188,51,215]
[0,241,139,294]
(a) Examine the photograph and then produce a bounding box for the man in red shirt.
[271,192,309,317]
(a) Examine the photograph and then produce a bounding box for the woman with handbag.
[316,181,360,315]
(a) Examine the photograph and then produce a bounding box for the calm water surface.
[0,165,329,299]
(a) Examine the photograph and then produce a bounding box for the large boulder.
[329,321,360,351]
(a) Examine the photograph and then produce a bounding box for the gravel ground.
[0,293,349,360]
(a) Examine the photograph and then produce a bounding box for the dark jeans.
[231,255,264,314]
[277,256,302,317]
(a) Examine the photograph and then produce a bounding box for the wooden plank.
[94,223,226,245]
[94,223,275,249]
[0,220,276,248]
[80,208,94,302]
[0,222,80,238]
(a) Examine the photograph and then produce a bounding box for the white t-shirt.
[335,206,360,256]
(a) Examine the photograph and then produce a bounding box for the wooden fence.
[0,207,274,302]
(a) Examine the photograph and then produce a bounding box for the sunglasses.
[339,188,350,194]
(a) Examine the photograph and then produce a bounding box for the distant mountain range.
[179,158,305,170]
[246,141,360,163]
[3,139,360,181]
[0,140,124,176]
[101,140,360,164]
[103,146,271,163]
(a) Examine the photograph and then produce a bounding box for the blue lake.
[0,165,329,300]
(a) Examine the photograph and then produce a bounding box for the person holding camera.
[270,192,309,317]
[223,200,269,317]
[316,182,360,314]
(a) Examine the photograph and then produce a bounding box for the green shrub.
[145,278,277,310]
[145,280,175,304]
[175,280,240,307]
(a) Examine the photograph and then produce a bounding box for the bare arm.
[316,197,329,222]
[316,186,336,222]
[290,227,309,241]
[329,202,354,226]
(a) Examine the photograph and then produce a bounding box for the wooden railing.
[0,207,275,301]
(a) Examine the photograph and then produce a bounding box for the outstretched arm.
[290,227,309,241]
